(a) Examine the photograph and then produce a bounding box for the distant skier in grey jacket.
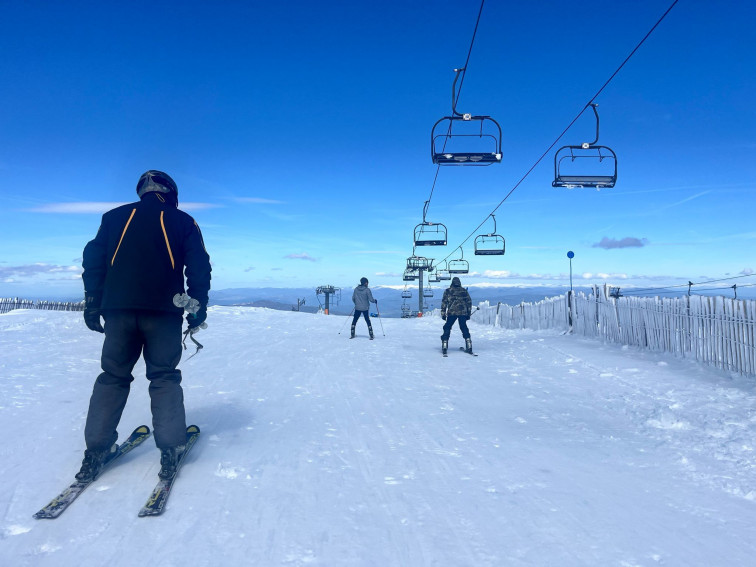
[351,277,378,339]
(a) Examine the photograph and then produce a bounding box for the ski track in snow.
[1,307,755,566]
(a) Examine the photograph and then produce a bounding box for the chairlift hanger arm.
[451,67,465,117]
[584,103,600,148]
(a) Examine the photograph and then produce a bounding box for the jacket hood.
[141,190,178,208]
[451,277,461,287]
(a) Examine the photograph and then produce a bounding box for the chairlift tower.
[316,285,340,315]
[407,254,434,315]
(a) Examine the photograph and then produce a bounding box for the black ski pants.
[352,310,372,329]
[84,310,187,451]
[441,315,471,340]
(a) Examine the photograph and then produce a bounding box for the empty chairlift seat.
[403,268,418,281]
[474,214,506,255]
[431,68,503,166]
[553,103,617,189]
[447,259,469,274]
[414,222,448,247]
[431,115,502,165]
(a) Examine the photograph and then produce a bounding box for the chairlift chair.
[448,248,469,274]
[431,69,503,166]
[413,201,448,246]
[403,268,418,282]
[474,214,506,256]
[406,254,434,272]
[423,287,434,298]
[436,262,452,280]
[448,259,469,274]
[401,287,412,299]
[553,103,617,189]
[414,222,448,246]
[428,271,441,283]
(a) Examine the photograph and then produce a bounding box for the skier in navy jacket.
[77,170,211,482]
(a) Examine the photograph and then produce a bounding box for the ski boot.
[74,444,117,482]
[465,337,473,354]
[441,338,448,356]
[158,444,186,480]
[350,325,355,339]
[369,327,374,340]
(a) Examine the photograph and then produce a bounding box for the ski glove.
[83,293,104,333]
[187,305,207,329]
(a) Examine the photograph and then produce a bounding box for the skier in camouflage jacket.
[440,277,474,353]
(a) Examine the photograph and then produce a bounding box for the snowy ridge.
[1,307,755,566]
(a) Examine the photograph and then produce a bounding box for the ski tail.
[138,425,200,517]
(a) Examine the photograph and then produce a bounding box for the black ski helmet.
[136,170,178,198]
[360,277,368,286]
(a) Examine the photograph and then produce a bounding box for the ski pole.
[338,308,355,334]
[375,301,385,336]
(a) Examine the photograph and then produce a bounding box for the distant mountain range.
[211,285,594,318]
[209,283,756,318]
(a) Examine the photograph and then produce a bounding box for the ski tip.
[138,508,161,517]
[186,424,200,435]
[135,425,151,434]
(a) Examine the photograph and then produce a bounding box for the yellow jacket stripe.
[160,211,175,269]
[111,208,137,266]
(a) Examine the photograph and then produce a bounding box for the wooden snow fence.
[571,290,756,377]
[445,288,756,377]
[470,296,571,332]
[0,297,85,315]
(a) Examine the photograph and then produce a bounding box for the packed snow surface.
[1,307,755,566]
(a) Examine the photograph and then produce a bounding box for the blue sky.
[1,0,755,299]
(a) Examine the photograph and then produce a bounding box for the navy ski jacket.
[82,192,211,312]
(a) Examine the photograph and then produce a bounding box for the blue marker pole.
[567,251,575,330]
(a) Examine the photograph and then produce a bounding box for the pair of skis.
[34,424,200,519]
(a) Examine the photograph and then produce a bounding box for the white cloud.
[593,237,649,249]
[284,253,317,262]
[481,270,513,279]
[0,263,82,281]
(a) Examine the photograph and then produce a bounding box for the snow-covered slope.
[1,307,755,566]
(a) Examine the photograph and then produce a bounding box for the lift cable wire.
[437,0,680,266]
[619,272,756,296]
[424,0,486,211]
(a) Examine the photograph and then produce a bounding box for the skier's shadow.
[187,401,255,437]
